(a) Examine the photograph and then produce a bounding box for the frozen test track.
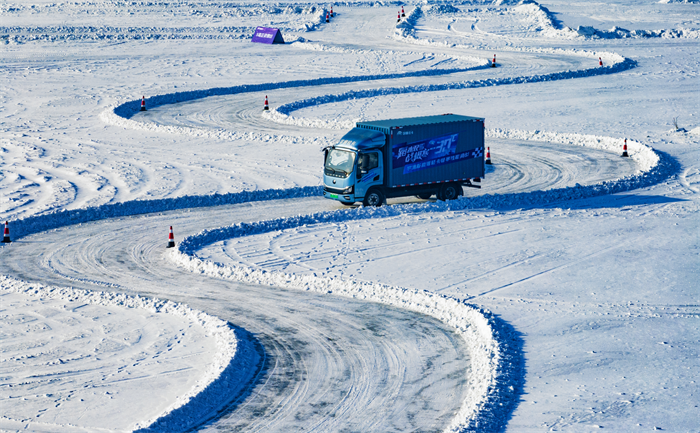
[0,199,475,432]
[1,2,672,428]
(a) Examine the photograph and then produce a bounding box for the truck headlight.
[343,186,354,194]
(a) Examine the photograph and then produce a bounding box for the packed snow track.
[0,199,472,432]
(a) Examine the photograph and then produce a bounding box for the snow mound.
[659,0,700,3]
[576,25,700,39]
[0,275,242,432]
[423,4,462,15]
[690,127,700,136]
[514,1,580,39]
[395,5,423,39]
[492,0,532,5]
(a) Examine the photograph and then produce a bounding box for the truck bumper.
[323,189,356,203]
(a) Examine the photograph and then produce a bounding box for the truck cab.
[323,128,385,206]
[323,114,485,206]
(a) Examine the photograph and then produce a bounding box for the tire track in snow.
[0,201,473,432]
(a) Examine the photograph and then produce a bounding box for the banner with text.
[392,133,482,174]
[251,27,285,44]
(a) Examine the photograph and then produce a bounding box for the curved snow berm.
[172,235,520,433]
[0,275,249,433]
[100,60,487,138]
[267,54,636,128]
[8,186,322,240]
[171,131,668,431]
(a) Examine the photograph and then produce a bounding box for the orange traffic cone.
[140,96,146,111]
[167,226,175,248]
[485,147,492,165]
[491,54,496,68]
[401,6,405,17]
[326,12,329,23]
[622,139,629,157]
[2,221,10,243]
[397,11,401,23]
[263,95,269,111]
[331,6,334,17]
[599,57,603,66]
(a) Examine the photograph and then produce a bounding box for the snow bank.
[101,56,486,141]
[514,1,580,39]
[168,129,667,432]
[513,1,699,40]
[6,186,322,241]
[575,25,700,39]
[394,4,423,39]
[171,231,517,433]
[0,275,241,432]
[267,51,634,128]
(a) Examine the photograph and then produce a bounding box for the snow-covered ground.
[1,0,699,431]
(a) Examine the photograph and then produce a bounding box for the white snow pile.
[395,5,423,39]
[171,229,519,433]
[514,1,580,39]
[509,0,699,40]
[0,275,245,432]
[7,186,323,241]
[422,4,462,15]
[575,25,700,39]
[492,0,538,5]
[267,50,634,129]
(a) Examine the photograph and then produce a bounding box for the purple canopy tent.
[251,27,285,44]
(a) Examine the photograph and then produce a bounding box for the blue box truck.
[323,114,485,206]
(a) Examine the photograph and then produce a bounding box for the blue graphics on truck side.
[359,168,380,183]
[392,133,483,174]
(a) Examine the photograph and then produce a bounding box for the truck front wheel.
[438,183,462,201]
[363,188,385,207]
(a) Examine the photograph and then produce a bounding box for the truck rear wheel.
[363,188,385,207]
[438,183,462,201]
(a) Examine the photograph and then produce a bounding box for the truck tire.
[438,183,461,201]
[363,188,385,207]
[416,192,433,200]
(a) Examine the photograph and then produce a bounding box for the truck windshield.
[325,149,356,176]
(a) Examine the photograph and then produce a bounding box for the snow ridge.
[6,186,323,241]
[171,131,668,432]
[101,59,487,141]
[267,53,635,128]
[0,274,245,433]
[171,235,517,433]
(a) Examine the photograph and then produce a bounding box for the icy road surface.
[0,199,471,432]
[2,0,699,431]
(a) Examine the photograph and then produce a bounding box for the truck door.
[355,151,383,199]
